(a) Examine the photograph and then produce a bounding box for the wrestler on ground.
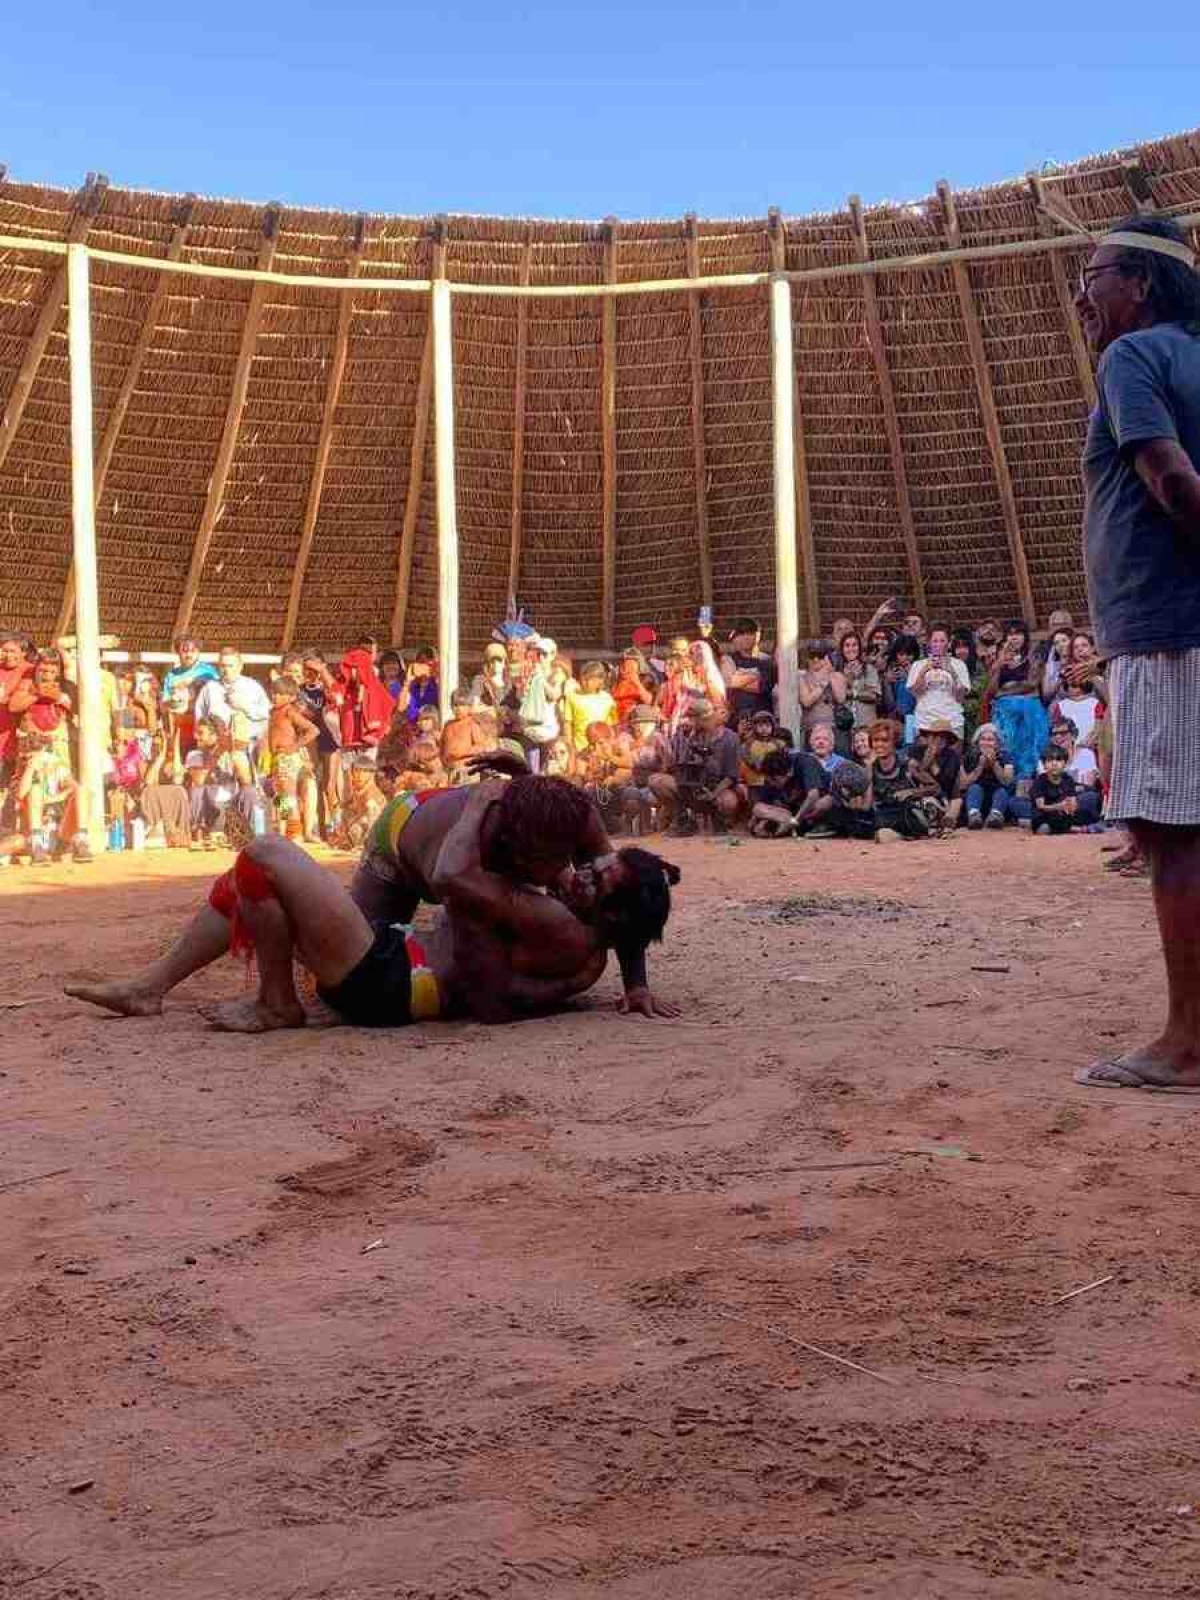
[63,818,680,1032]
[350,765,667,1017]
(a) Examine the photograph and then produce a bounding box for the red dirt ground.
[3,833,1199,1599]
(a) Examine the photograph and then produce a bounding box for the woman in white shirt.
[906,624,970,739]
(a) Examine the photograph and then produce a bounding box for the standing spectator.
[0,631,34,820]
[194,647,271,756]
[839,630,883,731]
[377,649,406,703]
[721,618,776,721]
[469,643,510,717]
[562,661,617,754]
[517,637,563,771]
[1040,625,1075,703]
[882,634,919,741]
[960,723,1015,829]
[612,649,654,725]
[397,647,439,726]
[987,622,1049,781]
[336,645,393,751]
[162,635,218,757]
[441,690,490,782]
[266,678,319,836]
[796,640,848,742]
[908,624,970,740]
[299,652,343,833]
[1069,219,1200,1089]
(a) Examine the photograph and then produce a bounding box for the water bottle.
[129,817,147,851]
[108,817,125,852]
[251,800,267,837]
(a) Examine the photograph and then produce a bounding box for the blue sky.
[2,2,1197,218]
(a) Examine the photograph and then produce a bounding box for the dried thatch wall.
[2,129,1199,656]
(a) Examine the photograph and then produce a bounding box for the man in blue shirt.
[1073,217,1200,1092]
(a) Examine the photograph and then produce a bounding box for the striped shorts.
[1107,648,1200,827]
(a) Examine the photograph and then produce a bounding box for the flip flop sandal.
[1074,1061,1146,1089]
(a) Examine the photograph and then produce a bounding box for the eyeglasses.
[1077,263,1125,298]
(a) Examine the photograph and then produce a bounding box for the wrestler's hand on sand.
[618,986,681,1020]
[464,749,529,779]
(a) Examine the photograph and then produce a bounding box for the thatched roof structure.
[2,129,1199,656]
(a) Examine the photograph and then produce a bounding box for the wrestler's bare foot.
[203,996,307,1033]
[64,979,164,1018]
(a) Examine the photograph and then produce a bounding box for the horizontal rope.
[2,211,1197,298]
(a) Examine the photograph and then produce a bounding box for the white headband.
[1100,230,1197,268]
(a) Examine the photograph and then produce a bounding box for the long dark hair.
[1106,215,1200,332]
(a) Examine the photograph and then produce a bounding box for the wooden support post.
[431,277,459,721]
[600,218,619,648]
[66,244,105,849]
[0,173,108,477]
[392,221,447,645]
[56,194,196,638]
[848,195,926,615]
[937,180,1037,630]
[684,214,713,611]
[767,209,819,638]
[507,229,532,607]
[1026,174,1097,410]
[172,204,281,639]
[769,272,801,740]
[281,214,367,650]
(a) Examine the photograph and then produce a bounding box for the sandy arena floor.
[3,832,1199,1598]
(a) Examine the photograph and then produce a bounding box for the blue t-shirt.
[1083,322,1200,657]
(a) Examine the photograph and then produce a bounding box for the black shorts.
[317,921,413,1028]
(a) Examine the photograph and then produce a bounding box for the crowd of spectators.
[0,593,1122,867]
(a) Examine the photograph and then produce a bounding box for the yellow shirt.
[563,689,617,752]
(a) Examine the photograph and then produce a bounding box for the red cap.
[631,625,657,648]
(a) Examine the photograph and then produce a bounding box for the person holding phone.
[906,624,970,740]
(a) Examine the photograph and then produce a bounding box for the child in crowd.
[563,661,617,752]
[394,737,445,793]
[267,678,319,837]
[14,734,80,864]
[740,710,788,802]
[542,736,576,779]
[1031,745,1079,834]
[613,650,653,724]
[578,721,630,822]
[328,753,385,851]
[440,690,489,782]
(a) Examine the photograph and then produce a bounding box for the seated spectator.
[138,735,192,847]
[613,649,654,725]
[987,621,1049,782]
[440,690,490,782]
[542,735,577,780]
[740,710,788,801]
[184,716,256,848]
[563,660,618,753]
[866,718,935,840]
[620,705,670,833]
[393,736,445,792]
[1031,745,1080,835]
[1,731,84,864]
[908,624,970,740]
[578,721,632,824]
[906,723,963,828]
[328,751,385,851]
[850,726,873,763]
[1045,720,1103,826]
[791,724,872,839]
[651,698,740,835]
[960,723,1015,829]
[747,748,806,837]
[267,678,319,838]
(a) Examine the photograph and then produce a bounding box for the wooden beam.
[0,173,108,477]
[1026,175,1097,410]
[600,218,618,648]
[431,277,459,722]
[937,180,1037,630]
[281,213,367,650]
[848,194,926,616]
[507,229,532,607]
[56,193,196,638]
[67,244,105,848]
[391,220,447,645]
[173,205,281,638]
[767,209,820,636]
[768,273,801,740]
[684,214,713,611]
